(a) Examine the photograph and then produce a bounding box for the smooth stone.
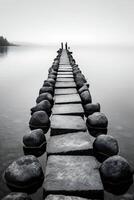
[80,91,92,105]
[23,129,46,147]
[52,104,84,116]
[58,68,72,72]
[45,195,98,200]
[39,87,54,95]
[84,103,100,117]
[43,81,53,87]
[47,131,93,155]
[51,115,87,135]
[44,155,103,198]
[36,93,53,105]
[78,85,89,94]
[48,74,56,80]
[100,155,133,194]
[57,78,74,82]
[57,72,73,75]
[31,100,52,116]
[93,135,119,162]
[87,112,108,128]
[29,111,50,133]
[57,75,74,78]
[4,155,44,192]
[55,88,77,95]
[2,193,32,200]
[55,82,76,88]
[54,94,81,104]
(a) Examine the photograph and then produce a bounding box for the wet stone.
[55,82,76,88]
[47,131,94,155]
[51,115,87,135]
[55,88,77,95]
[56,78,74,82]
[2,193,32,200]
[45,195,99,200]
[57,75,74,78]
[52,103,84,116]
[54,94,81,104]
[44,155,103,198]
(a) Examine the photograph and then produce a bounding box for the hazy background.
[0,0,134,45]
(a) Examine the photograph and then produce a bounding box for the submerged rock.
[4,155,44,192]
[29,111,50,133]
[80,90,92,105]
[93,135,119,162]
[36,93,53,105]
[2,193,31,200]
[31,100,52,116]
[84,103,100,117]
[100,155,133,194]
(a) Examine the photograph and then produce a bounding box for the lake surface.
[0,45,134,200]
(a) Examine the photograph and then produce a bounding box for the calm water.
[0,45,134,200]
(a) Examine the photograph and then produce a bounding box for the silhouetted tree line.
[0,36,11,46]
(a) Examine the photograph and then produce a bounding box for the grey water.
[0,45,134,200]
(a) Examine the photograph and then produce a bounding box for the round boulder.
[43,81,53,88]
[86,112,108,137]
[2,193,31,200]
[4,155,44,192]
[80,90,92,104]
[39,86,54,95]
[100,155,133,194]
[36,93,53,105]
[93,135,119,162]
[78,84,89,94]
[48,74,56,80]
[47,78,55,86]
[84,103,100,117]
[23,129,46,147]
[31,100,51,116]
[29,111,50,133]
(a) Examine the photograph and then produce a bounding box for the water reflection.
[0,46,8,56]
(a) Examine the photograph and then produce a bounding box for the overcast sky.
[0,0,134,45]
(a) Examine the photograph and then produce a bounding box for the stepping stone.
[47,131,94,155]
[57,72,73,75]
[52,103,84,116]
[59,64,72,68]
[45,195,96,200]
[44,155,103,199]
[51,115,87,135]
[54,94,81,104]
[58,68,72,72]
[56,78,74,82]
[55,88,77,95]
[55,82,76,89]
[57,75,74,78]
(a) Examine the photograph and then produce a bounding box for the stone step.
[57,72,73,75]
[55,88,77,95]
[52,103,84,116]
[51,115,87,135]
[47,131,94,156]
[44,155,103,199]
[56,78,74,82]
[55,82,76,89]
[45,195,99,200]
[57,75,74,78]
[59,64,72,68]
[54,94,81,104]
[58,68,73,72]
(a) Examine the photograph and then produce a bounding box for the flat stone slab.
[45,195,99,200]
[57,72,73,75]
[52,104,84,116]
[59,64,72,68]
[57,75,74,78]
[55,88,77,95]
[51,115,87,135]
[57,78,74,82]
[54,94,81,104]
[55,82,76,89]
[47,131,94,155]
[44,156,103,198]
[58,68,72,72]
